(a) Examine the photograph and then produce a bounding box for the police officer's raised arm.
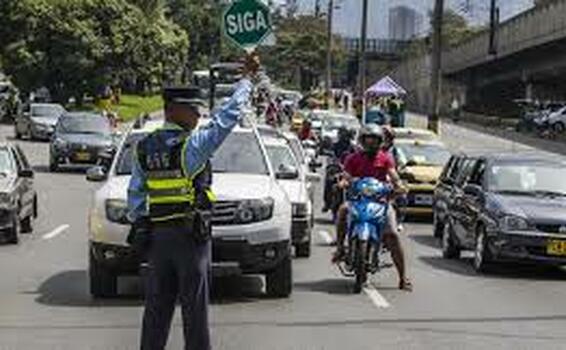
[183,78,253,176]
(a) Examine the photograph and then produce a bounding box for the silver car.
[15,103,66,140]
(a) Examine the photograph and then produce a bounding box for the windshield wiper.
[532,190,566,197]
[495,190,536,196]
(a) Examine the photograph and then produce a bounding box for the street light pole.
[359,0,369,121]
[429,0,444,133]
[325,0,334,109]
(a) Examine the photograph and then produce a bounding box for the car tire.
[20,215,33,234]
[7,215,20,244]
[266,253,292,298]
[295,241,311,258]
[89,249,118,298]
[473,225,493,273]
[433,212,444,238]
[553,122,565,134]
[49,156,59,172]
[441,222,460,259]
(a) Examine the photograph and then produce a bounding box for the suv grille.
[212,201,239,226]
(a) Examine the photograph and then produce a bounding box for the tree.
[0,0,188,103]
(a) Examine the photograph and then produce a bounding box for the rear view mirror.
[86,166,107,182]
[19,169,34,178]
[276,164,299,180]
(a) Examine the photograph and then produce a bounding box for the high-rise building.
[388,5,422,40]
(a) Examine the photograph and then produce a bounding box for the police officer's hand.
[242,51,260,77]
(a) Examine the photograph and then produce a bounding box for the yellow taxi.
[291,111,305,132]
[395,139,451,216]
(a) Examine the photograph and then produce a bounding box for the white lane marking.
[317,230,334,245]
[42,224,70,240]
[363,285,391,309]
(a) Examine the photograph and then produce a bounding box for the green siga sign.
[223,0,273,51]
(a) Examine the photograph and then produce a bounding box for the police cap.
[163,86,206,107]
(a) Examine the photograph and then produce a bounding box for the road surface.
[0,114,565,349]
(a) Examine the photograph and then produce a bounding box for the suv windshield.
[31,104,65,118]
[397,143,451,166]
[266,144,299,173]
[0,148,15,175]
[287,138,305,164]
[115,131,268,176]
[489,164,566,195]
[59,114,111,134]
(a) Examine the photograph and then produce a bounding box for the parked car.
[263,135,315,258]
[435,153,566,272]
[396,140,451,217]
[541,106,566,133]
[49,112,116,172]
[0,142,37,244]
[86,118,292,298]
[15,103,66,140]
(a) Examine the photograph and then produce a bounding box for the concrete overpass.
[391,1,566,115]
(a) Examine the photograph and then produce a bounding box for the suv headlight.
[292,202,308,217]
[499,215,529,231]
[105,199,129,224]
[236,198,274,224]
[0,192,15,208]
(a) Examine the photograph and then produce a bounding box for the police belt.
[150,213,196,229]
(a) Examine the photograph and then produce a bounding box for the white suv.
[86,118,292,298]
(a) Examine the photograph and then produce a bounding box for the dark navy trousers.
[141,226,211,350]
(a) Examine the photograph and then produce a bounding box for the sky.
[289,0,535,39]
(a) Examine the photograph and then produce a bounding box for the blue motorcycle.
[338,177,391,293]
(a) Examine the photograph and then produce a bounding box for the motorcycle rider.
[332,125,412,291]
[298,120,317,141]
[322,127,354,212]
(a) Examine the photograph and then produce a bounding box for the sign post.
[223,0,273,52]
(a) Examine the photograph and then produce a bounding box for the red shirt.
[374,149,395,182]
[344,151,377,178]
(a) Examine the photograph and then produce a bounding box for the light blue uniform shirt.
[127,79,253,222]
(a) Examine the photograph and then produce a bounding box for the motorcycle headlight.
[292,202,308,217]
[105,199,129,224]
[499,215,529,231]
[236,198,274,224]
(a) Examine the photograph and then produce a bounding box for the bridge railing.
[444,1,566,74]
[342,38,411,55]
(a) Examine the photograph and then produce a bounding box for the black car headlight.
[292,202,308,217]
[236,198,274,224]
[105,199,129,224]
[498,215,529,231]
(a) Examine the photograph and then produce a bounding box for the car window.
[58,115,111,135]
[287,138,305,164]
[266,144,299,173]
[468,160,486,186]
[115,133,146,175]
[455,158,477,185]
[396,143,451,167]
[488,163,566,194]
[212,132,268,175]
[0,148,16,174]
[31,104,65,117]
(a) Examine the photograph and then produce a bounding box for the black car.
[0,142,37,244]
[436,153,566,272]
[15,103,66,140]
[49,112,116,172]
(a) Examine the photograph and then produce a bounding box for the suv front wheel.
[89,248,117,298]
[266,253,292,298]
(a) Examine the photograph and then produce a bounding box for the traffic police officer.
[127,54,259,350]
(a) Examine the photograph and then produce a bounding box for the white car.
[263,135,315,258]
[87,118,292,298]
[541,106,566,133]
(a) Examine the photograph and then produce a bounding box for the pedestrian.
[127,53,260,350]
[451,97,460,122]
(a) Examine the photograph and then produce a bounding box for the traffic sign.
[223,0,273,51]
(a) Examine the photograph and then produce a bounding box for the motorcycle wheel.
[353,239,368,294]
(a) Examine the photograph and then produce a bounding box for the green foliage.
[259,15,346,90]
[115,94,163,121]
[0,0,187,104]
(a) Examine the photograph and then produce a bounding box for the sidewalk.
[406,112,566,157]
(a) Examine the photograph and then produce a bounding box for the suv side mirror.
[19,169,34,178]
[464,184,483,198]
[86,166,107,182]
